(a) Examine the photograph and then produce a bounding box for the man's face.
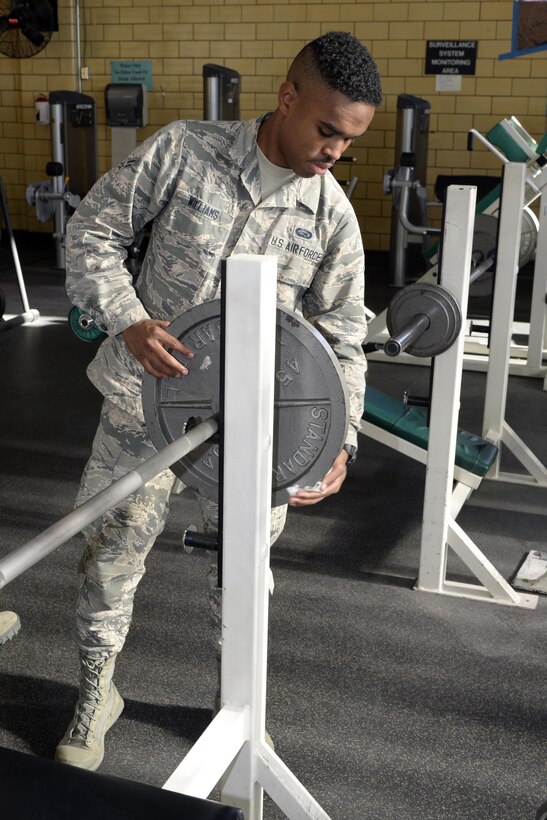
[274,81,376,178]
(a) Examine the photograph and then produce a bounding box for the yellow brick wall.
[0,0,545,250]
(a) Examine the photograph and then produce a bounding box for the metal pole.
[384,312,430,357]
[75,0,82,93]
[481,163,526,458]
[417,185,476,594]
[50,102,66,269]
[0,179,35,316]
[0,417,218,589]
[468,254,495,285]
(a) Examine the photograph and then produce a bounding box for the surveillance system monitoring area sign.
[425,40,478,75]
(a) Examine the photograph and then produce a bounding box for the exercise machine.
[384,94,433,287]
[26,91,98,269]
[203,64,240,121]
[369,162,547,489]
[381,115,547,382]
[466,117,547,382]
[360,181,540,609]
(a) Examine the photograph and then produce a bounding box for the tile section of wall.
[0,0,545,252]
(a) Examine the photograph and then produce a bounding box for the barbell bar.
[0,299,350,587]
[468,252,495,286]
[0,417,218,590]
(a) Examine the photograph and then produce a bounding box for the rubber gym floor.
[0,233,545,820]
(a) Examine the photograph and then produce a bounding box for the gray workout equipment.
[469,208,539,296]
[142,301,349,506]
[26,179,81,223]
[386,94,432,287]
[385,102,540,289]
[27,90,98,268]
[203,64,240,120]
[385,282,462,358]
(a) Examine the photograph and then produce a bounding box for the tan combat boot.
[55,653,124,771]
[0,611,21,644]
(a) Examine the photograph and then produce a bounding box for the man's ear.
[278,80,298,115]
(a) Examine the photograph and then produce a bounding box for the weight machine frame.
[373,121,547,383]
[366,163,547,494]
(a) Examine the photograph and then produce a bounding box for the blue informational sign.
[111,60,153,91]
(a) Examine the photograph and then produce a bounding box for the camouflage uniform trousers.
[74,399,287,659]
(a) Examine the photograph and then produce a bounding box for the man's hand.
[122,319,194,379]
[287,448,349,507]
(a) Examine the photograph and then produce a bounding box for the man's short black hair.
[289,31,383,107]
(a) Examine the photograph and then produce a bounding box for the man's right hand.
[122,319,194,379]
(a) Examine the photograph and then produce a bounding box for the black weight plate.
[387,283,462,358]
[142,301,349,506]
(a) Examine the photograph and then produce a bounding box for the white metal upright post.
[219,255,278,817]
[525,185,547,381]
[416,185,537,608]
[482,163,547,487]
[417,186,476,595]
[163,255,332,818]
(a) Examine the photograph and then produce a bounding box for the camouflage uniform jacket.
[66,116,367,448]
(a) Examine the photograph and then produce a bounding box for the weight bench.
[361,385,498,479]
[0,747,243,820]
[360,385,498,515]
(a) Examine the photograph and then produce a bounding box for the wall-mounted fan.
[0,1,54,58]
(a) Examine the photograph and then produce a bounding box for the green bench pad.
[362,385,498,477]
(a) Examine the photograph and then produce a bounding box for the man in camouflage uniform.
[56,31,382,771]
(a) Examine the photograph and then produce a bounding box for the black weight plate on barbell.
[142,301,349,507]
[387,283,462,358]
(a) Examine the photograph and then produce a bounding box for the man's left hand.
[287,449,349,507]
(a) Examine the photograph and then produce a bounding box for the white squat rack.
[163,255,332,817]
[361,184,539,610]
[415,183,537,609]
[0,255,334,818]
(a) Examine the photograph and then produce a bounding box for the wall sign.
[425,41,478,75]
[111,61,153,91]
